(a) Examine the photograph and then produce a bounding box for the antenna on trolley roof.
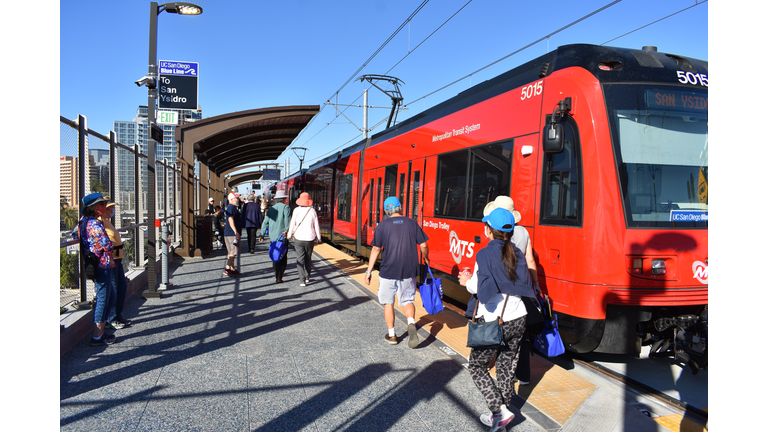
[358,74,405,129]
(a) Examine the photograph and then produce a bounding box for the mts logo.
[692,261,708,284]
[449,231,475,264]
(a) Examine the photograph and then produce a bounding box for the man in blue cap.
[364,196,430,348]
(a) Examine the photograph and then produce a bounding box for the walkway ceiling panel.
[176,105,319,175]
[203,137,294,167]
[214,147,285,175]
[228,172,266,187]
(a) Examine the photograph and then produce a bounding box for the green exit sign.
[157,111,178,125]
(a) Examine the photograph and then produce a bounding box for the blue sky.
[58,0,709,173]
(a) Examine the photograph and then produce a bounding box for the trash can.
[194,215,212,255]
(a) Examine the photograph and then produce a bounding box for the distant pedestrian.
[207,197,215,215]
[223,193,243,277]
[259,190,292,283]
[213,205,224,247]
[73,192,117,347]
[287,192,321,287]
[101,201,132,330]
[458,207,535,432]
[363,196,429,348]
[242,194,264,254]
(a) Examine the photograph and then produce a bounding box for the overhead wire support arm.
[358,74,405,129]
[324,101,363,132]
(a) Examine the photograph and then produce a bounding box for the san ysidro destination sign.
[158,60,198,110]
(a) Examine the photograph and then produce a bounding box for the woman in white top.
[287,192,322,286]
[483,195,540,386]
[459,207,535,432]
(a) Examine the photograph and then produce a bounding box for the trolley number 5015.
[677,71,708,87]
[521,80,544,100]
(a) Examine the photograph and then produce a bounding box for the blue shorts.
[378,277,417,306]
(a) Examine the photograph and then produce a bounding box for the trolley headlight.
[626,255,677,279]
[651,259,667,275]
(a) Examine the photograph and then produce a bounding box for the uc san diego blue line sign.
[158,60,198,110]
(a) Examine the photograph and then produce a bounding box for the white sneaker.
[480,412,493,427]
[488,405,514,432]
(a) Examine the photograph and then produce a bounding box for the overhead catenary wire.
[296,0,705,171]
[289,0,432,151]
[301,0,622,167]
[355,0,704,149]
[600,0,707,46]
[404,0,623,108]
[300,0,474,167]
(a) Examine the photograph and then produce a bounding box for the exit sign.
[157,111,178,125]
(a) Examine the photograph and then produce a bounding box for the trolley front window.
[605,85,708,228]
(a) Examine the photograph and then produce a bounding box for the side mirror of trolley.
[542,97,572,154]
[542,123,565,153]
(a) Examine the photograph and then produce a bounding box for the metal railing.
[60,114,184,310]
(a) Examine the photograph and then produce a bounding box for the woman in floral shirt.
[73,192,117,347]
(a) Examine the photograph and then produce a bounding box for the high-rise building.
[114,105,202,212]
[89,149,110,192]
[60,156,78,208]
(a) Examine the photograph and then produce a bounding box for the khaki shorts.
[378,277,418,306]
[224,236,240,257]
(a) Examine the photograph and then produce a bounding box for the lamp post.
[292,147,308,172]
[292,147,308,191]
[143,1,202,299]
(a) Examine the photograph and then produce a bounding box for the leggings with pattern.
[467,315,527,413]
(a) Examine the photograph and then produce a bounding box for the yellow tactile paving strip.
[654,408,708,432]
[313,243,706,432]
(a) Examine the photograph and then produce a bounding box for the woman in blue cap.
[458,207,536,431]
[72,192,118,347]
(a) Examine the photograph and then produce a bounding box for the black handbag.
[79,224,100,280]
[466,294,509,350]
[82,249,99,280]
[522,295,545,336]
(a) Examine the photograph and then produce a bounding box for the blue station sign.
[159,60,199,76]
[158,60,199,110]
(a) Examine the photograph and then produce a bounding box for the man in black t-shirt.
[364,197,429,348]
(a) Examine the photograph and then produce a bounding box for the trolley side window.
[383,164,398,204]
[468,141,513,220]
[368,178,374,227]
[540,118,583,226]
[435,150,469,218]
[411,170,421,222]
[376,177,382,224]
[435,141,513,220]
[336,173,354,222]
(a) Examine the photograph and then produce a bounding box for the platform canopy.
[175,105,320,176]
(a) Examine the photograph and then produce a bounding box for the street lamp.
[143,1,203,299]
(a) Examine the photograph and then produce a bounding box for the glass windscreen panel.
[605,85,708,228]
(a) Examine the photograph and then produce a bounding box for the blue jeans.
[107,259,127,323]
[93,267,116,324]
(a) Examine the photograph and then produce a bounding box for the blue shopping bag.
[533,294,565,357]
[268,232,288,262]
[419,266,444,315]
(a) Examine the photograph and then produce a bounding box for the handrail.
[59,214,180,248]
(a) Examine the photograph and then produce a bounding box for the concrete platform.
[59,240,707,431]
